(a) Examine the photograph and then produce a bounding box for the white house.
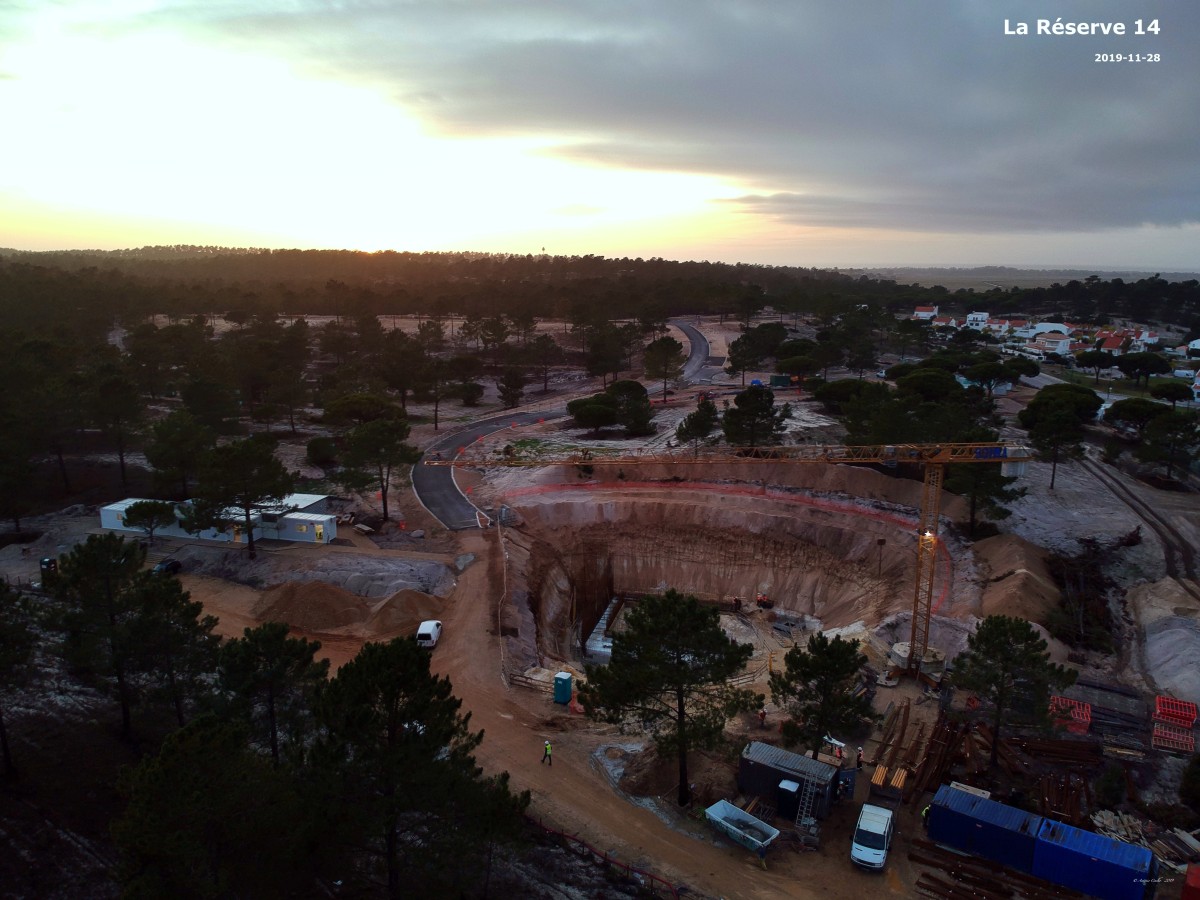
[912,305,939,320]
[1030,332,1073,356]
[964,312,989,330]
[100,493,337,545]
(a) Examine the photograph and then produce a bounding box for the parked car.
[152,558,182,575]
[416,620,443,649]
[850,803,895,870]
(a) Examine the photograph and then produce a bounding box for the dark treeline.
[2,248,1198,337]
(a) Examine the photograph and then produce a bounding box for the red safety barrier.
[1155,695,1198,729]
[525,816,682,898]
[500,481,960,614]
[1152,722,1195,754]
[1050,696,1091,734]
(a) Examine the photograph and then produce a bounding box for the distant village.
[911,306,1200,402]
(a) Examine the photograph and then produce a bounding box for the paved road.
[412,317,711,530]
[411,410,551,529]
[674,319,711,381]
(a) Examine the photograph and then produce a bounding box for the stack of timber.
[975,724,1030,777]
[1007,736,1104,768]
[1091,809,1200,873]
[1063,679,1148,738]
[909,714,968,801]
[1036,774,1088,827]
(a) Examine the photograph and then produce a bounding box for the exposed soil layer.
[494,463,1059,676]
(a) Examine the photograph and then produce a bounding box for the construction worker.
[541,740,552,766]
[856,747,864,770]
[922,805,930,830]
[758,708,767,728]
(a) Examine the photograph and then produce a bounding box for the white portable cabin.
[101,495,336,545]
[99,498,245,543]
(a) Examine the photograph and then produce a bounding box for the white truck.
[849,803,894,870]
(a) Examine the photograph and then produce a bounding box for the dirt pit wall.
[503,484,977,671]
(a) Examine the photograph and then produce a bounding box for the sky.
[1,1,1197,270]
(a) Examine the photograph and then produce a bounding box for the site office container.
[927,783,1040,873]
[737,742,838,819]
[1034,819,1158,900]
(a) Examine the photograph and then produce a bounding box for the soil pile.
[1128,578,1200,699]
[253,581,370,631]
[972,533,1060,625]
[364,588,446,636]
[252,581,446,639]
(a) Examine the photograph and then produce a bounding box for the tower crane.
[426,441,1033,677]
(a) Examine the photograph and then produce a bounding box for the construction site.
[5,315,1200,900]
[408,385,1199,898]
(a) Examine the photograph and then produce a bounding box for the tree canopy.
[186,436,295,559]
[953,615,1076,769]
[311,637,528,897]
[722,385,790,447]
[769,632,877,759]
[1018,384,1102,489]
[579,589,761,806]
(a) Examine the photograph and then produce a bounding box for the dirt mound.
[253,580,371,631]
[972,533,1060,625]
[363,588,446,637]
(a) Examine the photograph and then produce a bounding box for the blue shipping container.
[1034,819,1157,900]
[928,784,1041,874]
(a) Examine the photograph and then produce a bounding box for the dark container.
[737,742,837,819]
[927,783,1040,874]
[1034,818,1157,900]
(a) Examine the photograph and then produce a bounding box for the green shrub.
[1180,753,1200,813]
[306,437,338,467]
[1094,764,1124,809]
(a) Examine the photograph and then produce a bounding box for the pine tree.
[769,632,878,758]
[954,615,1076,769]
[311,638,527,897]
[218,622,328,767]
[579,589,761,806]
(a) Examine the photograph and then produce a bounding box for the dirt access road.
[424,531,915,900]
[183,526,916,898]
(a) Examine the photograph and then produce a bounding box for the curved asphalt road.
[412,318,711,530]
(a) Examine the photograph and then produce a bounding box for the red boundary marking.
[500,482,958,615]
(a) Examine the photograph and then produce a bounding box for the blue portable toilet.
[553,672,572,705]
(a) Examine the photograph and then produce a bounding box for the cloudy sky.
[1,1,1196,269]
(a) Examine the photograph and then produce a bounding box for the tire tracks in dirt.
[1080,458,1200,605]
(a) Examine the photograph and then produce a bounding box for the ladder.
[794,779,821,848]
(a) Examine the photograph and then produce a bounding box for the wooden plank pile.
[1091,809,1200,874]
[1007,736,1104,767]
[1036,773,1089,827]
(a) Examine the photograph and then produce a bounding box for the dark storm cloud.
[123,0,1199,234]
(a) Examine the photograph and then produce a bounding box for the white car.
[850,804,894,870]
[415,620,443,649]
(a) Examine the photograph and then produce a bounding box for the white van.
[849,804,894,870]
[416,620,443,649]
